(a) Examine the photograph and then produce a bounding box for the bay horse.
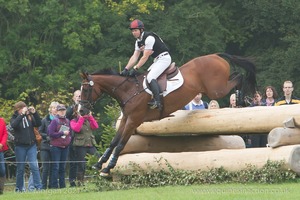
[80,53,256,176]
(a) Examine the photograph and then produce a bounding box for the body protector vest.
[137,31,169,58]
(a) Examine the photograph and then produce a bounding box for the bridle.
[80,73,146,109]
[80,75,101,109]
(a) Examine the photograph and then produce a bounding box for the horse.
[80,53,257,176]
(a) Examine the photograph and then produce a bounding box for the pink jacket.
[70,115,98,132]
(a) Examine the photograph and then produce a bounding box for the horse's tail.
[217,53,257,95]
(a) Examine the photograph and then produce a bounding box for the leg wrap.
[107,155,118,169]
[107,145,124,169]
[99,147,113,163]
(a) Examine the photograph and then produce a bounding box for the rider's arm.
[133,36,155,70]
[125,50,140,70]
[134,49,152,70]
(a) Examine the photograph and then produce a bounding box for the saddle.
[147,62,179,92]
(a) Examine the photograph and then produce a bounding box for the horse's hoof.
[100,172,110,177]
[100,168,111,177]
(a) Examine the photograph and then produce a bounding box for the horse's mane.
[91,68,119,76]
[91,68,143,76]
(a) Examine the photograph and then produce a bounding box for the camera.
[28,106,35,113]
[79,107,90,116]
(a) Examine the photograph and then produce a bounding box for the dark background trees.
[1,0,300,117]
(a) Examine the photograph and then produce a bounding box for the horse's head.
[80,71,101,109]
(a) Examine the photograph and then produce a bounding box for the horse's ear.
[80,71,89,79]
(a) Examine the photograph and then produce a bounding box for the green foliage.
[0,88,73,122]
[96,100,121,152]
[236,160,297,184]
[105,0,164,16]
[92,160,297,191]
[0,98,16,122]
[1,1,300,125]
[149,0,227,64]
[85,99,121,172]
[223,0,300,94]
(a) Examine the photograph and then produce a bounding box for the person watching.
[275,80,300,106]
[184,93,208,110]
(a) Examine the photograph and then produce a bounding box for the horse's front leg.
[100,127,135,177]
[93,115,127,171]
[92,133,121,170]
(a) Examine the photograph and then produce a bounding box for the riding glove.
[120,68,129,76]
[129,69,138,77]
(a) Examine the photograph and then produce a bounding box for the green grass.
[2,182,300,200]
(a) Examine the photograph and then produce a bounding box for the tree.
[220,0,300,94]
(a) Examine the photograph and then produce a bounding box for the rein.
[112,76,146,107]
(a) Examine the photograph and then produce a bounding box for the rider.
[120,19,172,110]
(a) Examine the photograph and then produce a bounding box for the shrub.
[91,160,298,191]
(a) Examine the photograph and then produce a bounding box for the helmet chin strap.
[138,29,144,38]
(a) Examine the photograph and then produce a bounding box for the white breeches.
[146,53,171,83]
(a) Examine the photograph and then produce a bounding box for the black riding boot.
[148,79,162,110]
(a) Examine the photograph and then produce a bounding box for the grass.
[2,182,300,200]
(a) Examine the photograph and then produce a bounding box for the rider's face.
[131,29,141,39]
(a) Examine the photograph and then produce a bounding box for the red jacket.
[0,118,8,152]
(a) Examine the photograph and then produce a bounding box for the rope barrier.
[1,160,91,164]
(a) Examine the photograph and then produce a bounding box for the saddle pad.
[143,70,184,97]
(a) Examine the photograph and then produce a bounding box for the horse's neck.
[98,75,144,101]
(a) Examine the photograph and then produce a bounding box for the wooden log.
[268,127,300,148]
[121,135,245,155]
[283,117,295,128]
[110,145,300,175]
[135,105,300,136]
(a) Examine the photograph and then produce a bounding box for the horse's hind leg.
[216,73,243,98]
[230,72,243,90]
[229,72,239,81]
[209,73,243,99]
[230,73,244,106]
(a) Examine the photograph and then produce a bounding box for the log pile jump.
[111,104,300,176]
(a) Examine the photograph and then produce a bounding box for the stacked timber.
[268,117,300,148]
[111,145,300,175]
[121,135,245,155]
[106,105,300,177]
[135,105,300,136]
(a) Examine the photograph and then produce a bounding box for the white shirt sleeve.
[134,35,155,51]
[144,36,155,50]
[134,41,140,51]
